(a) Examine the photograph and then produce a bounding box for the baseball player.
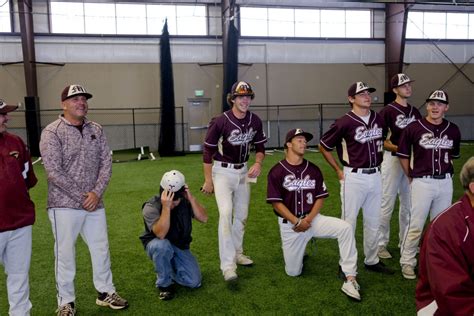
[40,85,128,315]
[397,90,461,280]
[0,99,37,316]
[201,81,267,281]
[377,74,422,259]
[416,157,474,315]
[319,82,393,274]
[267,128,361,301]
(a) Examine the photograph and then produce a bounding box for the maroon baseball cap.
[426,90,449,104]
[230,81,255,99]
[285,128,313,145]
[347,82,376,97]
[0,99,18,114]
[61,84,93,102]
[390,73,414,89]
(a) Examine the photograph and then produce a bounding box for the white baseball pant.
[48,208,116,306]
[378,152,411,248]
[400,177,453,268]
[278,214,357,277]
[0,225,32,316]
[341,167,382,265]
[212,161,250,272]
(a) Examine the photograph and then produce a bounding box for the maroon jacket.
[0,132,37,232]
[416,194,474,315]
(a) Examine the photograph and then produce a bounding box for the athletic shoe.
[56,302,76,316]
[364,261,395,274]
[401,265,417,280]
[96,292,129,310]
[341,280,361,301]
[377,246,392,259]
[223,269,238,281]
[158,286,175,301]
[236,254,254,266]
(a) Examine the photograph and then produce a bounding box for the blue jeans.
[146,238,201,288]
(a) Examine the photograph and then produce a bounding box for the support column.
[221,0,238,111]
[18,0,41,156]
[384,3,411,104]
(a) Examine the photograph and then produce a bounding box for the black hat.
[285,128,313,145]
[347,82,376,97]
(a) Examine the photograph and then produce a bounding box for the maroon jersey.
[0,132,37,232]
[319,110,386,168]
[397,118,461,178]
[379,102,422,149]
[203,110,267,164]
[267,159,328,217]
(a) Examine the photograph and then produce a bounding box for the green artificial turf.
[1,146,473,315]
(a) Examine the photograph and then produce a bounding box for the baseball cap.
[61,84,93,102]
[230,81,255,99]
[390,73,414,89]
[426,90,449,104]
[347,82,376,97]
[160,170,185,193]
[285,128,313,145]
[0,99,18,114]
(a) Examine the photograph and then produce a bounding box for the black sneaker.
[96,292,129,310]
[364,261,395,275]
[56,302,76,316]
[158,286,175,301]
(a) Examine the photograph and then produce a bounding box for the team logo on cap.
[398,74,411,86]
[356,82,369,93]
[428,90,447,102]
[69,85,86,96]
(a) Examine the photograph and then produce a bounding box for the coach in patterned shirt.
[201,81,267,282]
[397,90,461,280]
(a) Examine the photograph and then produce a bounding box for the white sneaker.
[377,246,392,259]
[341,280,361,301]
[401,265,416,279]
[236,254,254,266]
[223,269,238,281]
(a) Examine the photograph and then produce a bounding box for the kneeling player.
[267,129,361,301]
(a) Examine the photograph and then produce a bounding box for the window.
[295,9,320,37]
[116,4,147,35]
[240,7,371,38]
[268,8,294,37]
[147,5,177,35]
[51,2,85,34]
[240,7,268,36]
[407,11,473,40]
[0,1,11,32]
[49,1,207,36]
[84,3,115,35]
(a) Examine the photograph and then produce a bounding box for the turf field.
[1,146,473,315]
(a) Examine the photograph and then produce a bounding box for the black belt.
[220,162,245,170]
[351,166,380,174]
[416,174,450,179]
[282,214,307,224]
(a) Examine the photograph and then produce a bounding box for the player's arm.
[398,158,412,182]
[201,162,214,194]
[383,139,397,153]
[318,145,344,181]
[271,202,301,228]
[151,190,174,239]
[248,151,264,178]
[184,186,208,223]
